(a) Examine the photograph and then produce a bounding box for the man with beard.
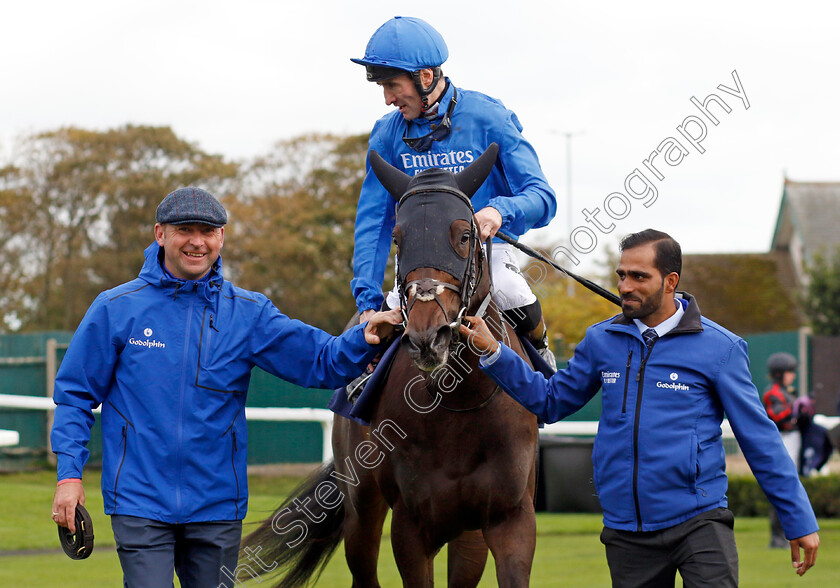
[459,229,819,586]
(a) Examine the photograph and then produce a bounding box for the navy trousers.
[111,515,242,588]
[600,507,738,588]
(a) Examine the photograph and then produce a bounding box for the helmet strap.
[412,67,444,112]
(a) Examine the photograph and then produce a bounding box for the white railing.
[3,393,838,461]
[244,406,334,462]
[540,420,738,438]
[541,415,840,439]
[0,394,336,462]
[541,420,737,438]
[0,429,19,447]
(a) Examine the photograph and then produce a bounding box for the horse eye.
[460,232,470,244]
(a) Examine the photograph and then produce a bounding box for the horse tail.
[240,461,344,588]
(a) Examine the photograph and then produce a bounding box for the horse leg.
[341,482,389,588]
[333,417,390,588]
[447,530,488,587]
[391,503,436,588]
[481,498,536,588]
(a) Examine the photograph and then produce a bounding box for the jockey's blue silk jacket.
[51,242,379,523]
[480,294,819,540]
[352,79,557,313]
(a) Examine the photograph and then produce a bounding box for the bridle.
[396,185,493,334]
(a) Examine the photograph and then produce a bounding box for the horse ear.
[369,150,411,199]
[455,143,499,198]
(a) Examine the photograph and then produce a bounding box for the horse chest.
[371,385,535,519]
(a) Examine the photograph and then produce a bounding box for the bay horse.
[242,144,539,587]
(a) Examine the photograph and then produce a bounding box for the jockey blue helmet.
[352,16,448,109]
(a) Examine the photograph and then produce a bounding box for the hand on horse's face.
[364,308,403,345]
[459,316,500,356]
[474,207,502,241]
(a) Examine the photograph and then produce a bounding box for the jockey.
[351,16,558,371]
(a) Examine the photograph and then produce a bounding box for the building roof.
[772,179,840,257]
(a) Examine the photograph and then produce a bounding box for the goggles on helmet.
[365,65,406,82]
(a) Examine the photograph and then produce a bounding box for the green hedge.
[727,474,840,518]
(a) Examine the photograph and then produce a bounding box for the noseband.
[402,278,463,328]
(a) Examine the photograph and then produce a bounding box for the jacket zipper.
[632,339,656,531]
[175,299,195,518]
[622,350,633,413]
[231,430,240,519]
[196,307,216,385]
[107,401,135,510]
[114,425,127,509]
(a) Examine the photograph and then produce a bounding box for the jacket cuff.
[486,197,514,227]
[352,281,385,314]
[478,345,502,367]
[56,454,84,481]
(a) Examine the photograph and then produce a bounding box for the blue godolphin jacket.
[481,293,818,539]
[51,242,380,523]
[352,80,557,313]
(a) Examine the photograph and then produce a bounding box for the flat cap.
[156,187,227,227]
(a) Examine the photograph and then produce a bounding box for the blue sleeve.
[250,300,381,389]
[351,129,398,313]
[486,111,556,237]
[51,293,118,480]
[716,339,819,539]
[480,335,601,423]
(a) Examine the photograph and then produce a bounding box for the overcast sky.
[3,1,838,270]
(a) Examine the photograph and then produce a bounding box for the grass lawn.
[1,469,837,587]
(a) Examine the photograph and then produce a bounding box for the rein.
[58,504,94,560]
[431,383,500,413]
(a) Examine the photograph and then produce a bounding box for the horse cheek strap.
[58,504,94,560]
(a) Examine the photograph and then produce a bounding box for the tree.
[224,133,376,334]
[0,176,29,330]
[677,253,801,335]
[520,253,619,361]
[0,125,238,332]
[802,245,840,335]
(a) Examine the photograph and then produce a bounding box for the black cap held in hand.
[155,187,227,227]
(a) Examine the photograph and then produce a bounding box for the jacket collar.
[608,291,703,336]
[139,242,224,300]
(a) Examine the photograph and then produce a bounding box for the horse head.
[369,144,499,371]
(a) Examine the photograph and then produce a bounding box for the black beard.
[621,284,664,320]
